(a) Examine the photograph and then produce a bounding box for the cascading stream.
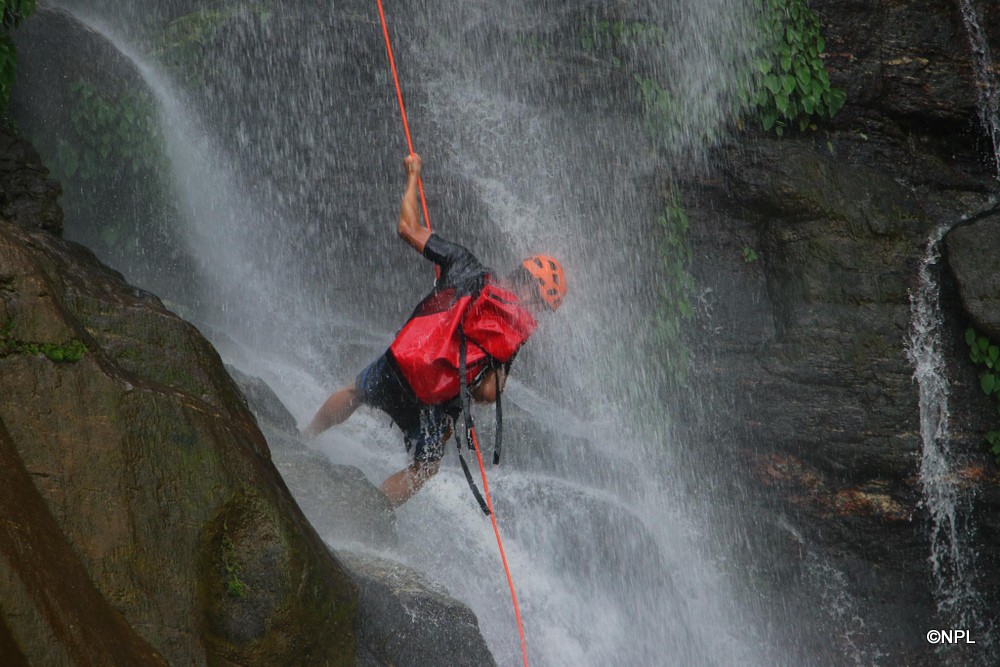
[906,227,984,641]
[906,1,1000,653]
[957,0,1000,180]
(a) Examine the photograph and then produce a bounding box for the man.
[302,153,566,507]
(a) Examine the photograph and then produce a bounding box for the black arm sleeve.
[422,233,463,268]
[422,233,489,291]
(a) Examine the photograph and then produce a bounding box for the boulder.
[945,213,1000,341]
[0,217,357,665]
[225,365,499,664]
[341,553,496,667]
[0,130,62,234]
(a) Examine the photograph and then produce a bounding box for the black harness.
[454,325,505,515]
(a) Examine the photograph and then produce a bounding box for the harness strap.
[458,326,491,515]
[493,370,503,465]
[455,432,490,515]
[462,335,506,466]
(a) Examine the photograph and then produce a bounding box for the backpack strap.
[462,336,505,467]
[458,326,490,515]
[493,369,503,465]
[455,430,490,515]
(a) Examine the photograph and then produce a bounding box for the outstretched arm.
[397,153,432,253]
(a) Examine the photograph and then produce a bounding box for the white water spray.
[24,2,825,665]
[958,0,1000,180]
[906,227,982,633]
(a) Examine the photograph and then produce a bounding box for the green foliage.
[580,17,667,55]
[633,74,679,142]
[654,196,695,383]
[1,0,34,29]
[221,532,248,599]
[577,14,679,142]
[0,331,87,363]
[61,81,163,180]
[0,0,36,110]
[964,327,1000,462]
[749,0,845,134]
[741,246,760,263]
[42,78,168,253]
[154,4,274,80]
[154,7,233,79]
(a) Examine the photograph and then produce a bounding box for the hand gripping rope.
[374,3,530,666]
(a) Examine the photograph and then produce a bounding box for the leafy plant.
[0,333,87,363]
[741,246,760,263]
[0,0,36,110]
[749,0,846,134]
[964,327,1000,462]
[221,532,248,599]
[1,0,33,28]
[654,195,695,384]
[154,4,274,81]
[633,74,680,142]
[576,13,679,142]
[63,81,163,180]
[40,78,169,254]
[580,17,667,56]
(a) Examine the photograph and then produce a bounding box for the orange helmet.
[522,255,566,311]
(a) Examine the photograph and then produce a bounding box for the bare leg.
[301,383,361,439]
[380,459,441,508]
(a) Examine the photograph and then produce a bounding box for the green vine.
[0,0,36,110]
[58,81,163,181]
[0,327,87,363]
[580,17,667,58]
[750,0,845,134]
[964,327,1000,462]
[40,78,168,251]
[576,14,679,142]
[654,195,695,384]
[221,531,248,599]
[154,4,274,81]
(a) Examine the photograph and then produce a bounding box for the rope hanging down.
[375,0,431,234]
[374,3,530,666]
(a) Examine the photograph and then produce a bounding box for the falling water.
[908,1,1000,653]
[958,0,1000,180]
[906,227,983,639]
[19,1,839,665]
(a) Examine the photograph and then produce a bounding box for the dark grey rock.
[340,552,497,667]
[945,214,1000,341]
[0,128,62,234]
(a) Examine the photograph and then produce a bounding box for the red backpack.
[389,280,537,405]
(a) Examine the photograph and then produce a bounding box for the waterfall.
[906,227,984,641]
[957,0,1000,180]
[906,1,1000,653]
[21,1,843,665]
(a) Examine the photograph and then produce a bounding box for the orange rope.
[375,0,432,235]
[469,426,530,667]
[375,4,530,665]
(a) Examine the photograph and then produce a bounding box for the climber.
[302,153,566,508]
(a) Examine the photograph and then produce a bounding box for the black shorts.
[355,353,460,462]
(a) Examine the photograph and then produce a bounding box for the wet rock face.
[671,0,1000,661]
[343,553,497,667]
[0,217,357,665]
[0,130,62,234]
[945,214,1000,341]
[812,0,992,128]
[227,365,499,666]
